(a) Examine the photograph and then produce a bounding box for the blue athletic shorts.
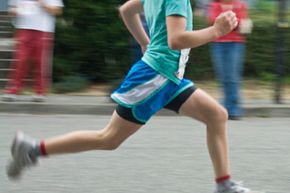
[111,60,196,124]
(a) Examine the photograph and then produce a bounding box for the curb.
[1,98,290,117]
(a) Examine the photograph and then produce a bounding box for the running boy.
[7,0,256,192]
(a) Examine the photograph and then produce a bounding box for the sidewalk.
[1,81,290,117]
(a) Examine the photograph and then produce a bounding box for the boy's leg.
[7,111,142,179]
[44,111,142,155]
[178,88,256,193]
[178,88,229,179]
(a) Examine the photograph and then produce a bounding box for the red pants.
[5,29,54,95]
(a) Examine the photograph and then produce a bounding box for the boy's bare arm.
[167,11,238,50]
[119,0,150,52]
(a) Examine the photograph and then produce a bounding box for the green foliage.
[53,0,131,83]
[245,6,290,78]
[259,72,275,82]
[255,0,276,12]
[285,76,290,84]
[52,75,89,93]
[53,1,290,83]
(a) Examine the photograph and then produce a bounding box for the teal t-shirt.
[140,0,193,84]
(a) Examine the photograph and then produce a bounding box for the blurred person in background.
[194,0,209,17]
[1,0,63,102]
[242,0,258,8]
[207,0,252,120]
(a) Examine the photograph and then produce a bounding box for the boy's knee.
[217,106,228,122]
[207,105,228,124]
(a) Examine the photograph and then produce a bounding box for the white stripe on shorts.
[112,74,168,105]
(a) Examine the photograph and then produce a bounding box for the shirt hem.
[141,57,181,85]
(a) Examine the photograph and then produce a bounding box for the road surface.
[1,114,289,193]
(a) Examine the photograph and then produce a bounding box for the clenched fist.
[213,11,238,38]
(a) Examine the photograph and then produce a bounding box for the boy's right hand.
[213,11,238,38]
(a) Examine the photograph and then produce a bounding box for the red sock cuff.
[215,175,231,183]
[40,141,48,156]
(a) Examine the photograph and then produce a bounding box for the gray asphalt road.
[1,114,289,193]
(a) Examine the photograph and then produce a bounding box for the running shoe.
[31,95,46,102]
[214,180,251,193]
[2,94,17,102]
[6,132,38,180]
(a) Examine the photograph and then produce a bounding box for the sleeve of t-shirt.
[165,0,188,18]
[45,0,64,7]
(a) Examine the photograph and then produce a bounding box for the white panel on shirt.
[176,48,190,79]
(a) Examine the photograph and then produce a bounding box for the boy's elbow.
[168,38,183,50]
[119,5,128,17]
[168,42,179,50]
[119,6,124,16]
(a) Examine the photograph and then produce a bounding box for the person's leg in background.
[31,31,54,101]
[210,42,246,119]
[44,33,54,93]
[223,42,245,119]
[3,30,32,100]
[210,42,227,107]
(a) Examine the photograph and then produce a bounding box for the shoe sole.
[6,160,21,180]
[6,132,24,180]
